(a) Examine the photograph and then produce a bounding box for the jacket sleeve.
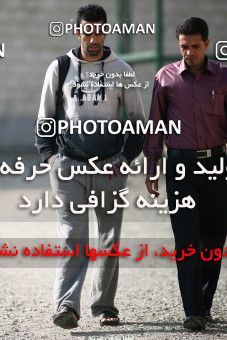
[121,66,146,164]
[143,74,168,176]
[35,60,59,162]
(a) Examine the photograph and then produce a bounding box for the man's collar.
[177,56,215,75]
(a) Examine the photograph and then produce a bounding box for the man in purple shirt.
[144,17,227,331]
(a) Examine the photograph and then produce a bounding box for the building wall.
[0,0,226,150]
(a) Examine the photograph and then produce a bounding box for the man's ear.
[75,30,81,40]
[205,39,210,49]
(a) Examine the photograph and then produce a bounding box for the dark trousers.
[166,154,227,317]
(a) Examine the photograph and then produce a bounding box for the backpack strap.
[56,54,71,120]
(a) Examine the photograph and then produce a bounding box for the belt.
[61,150,119,162]
[167,145,226,159]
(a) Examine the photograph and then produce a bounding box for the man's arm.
[121,66,146,164]
[143,74,168,196]
[35,60,59,163]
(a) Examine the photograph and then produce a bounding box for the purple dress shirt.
[143,57,227,175]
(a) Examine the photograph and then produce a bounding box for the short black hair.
[76,4,107,26]
[176,17,209,41]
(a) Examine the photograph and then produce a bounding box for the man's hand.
[145,177,159,197]
[47,155,55,165]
